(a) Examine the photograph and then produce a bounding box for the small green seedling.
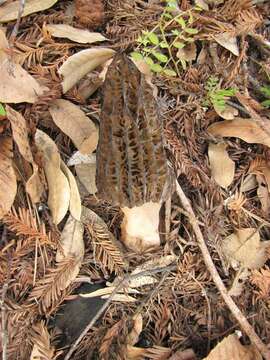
[259,86,270,108]
[131,0,201,77]
[0,103,6,116]
[204,76,236,112]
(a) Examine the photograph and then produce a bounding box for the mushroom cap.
[96,53,168,208]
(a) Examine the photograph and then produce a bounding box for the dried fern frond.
[3,207,51,244]
[30,321,55,360]
[83,207,127,275]
[250,267,270,300]
[27,258,78,314]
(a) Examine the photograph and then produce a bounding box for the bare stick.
[9,0,25,44]
[64,263,176,360]
[1,283,8,360]
[175,180,270,360]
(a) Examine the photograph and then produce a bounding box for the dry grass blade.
[3,207,51,243]
[30,321,55,360]
[27,258,78,314]
[82,206,127,275]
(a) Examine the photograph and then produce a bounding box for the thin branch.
[64,263,176,360]
[1,283,8,360]
[175,180,270,360]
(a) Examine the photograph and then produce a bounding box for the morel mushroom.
[96,54,169,252]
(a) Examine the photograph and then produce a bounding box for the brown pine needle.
[175,180,270,360]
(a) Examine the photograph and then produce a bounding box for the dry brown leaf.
[49,99,98,154]
[0,137,17,219]
[256,174,270,214]
[46,24,106,43]
[208,143,235,189]
[126,314,143,346]
[176,43,197,62]
[59,47,115,93]
[213,32,239,56]
[228,268,250,297]
[0,0,58,22]
[75,162,97,195]
[30,321,55,360]
[35,129,70,224]
[6,105,43,202]
[60,160,81,221]
[222,228,270,269]
[214,104,238,120]
[241,174,257,193]
[0,29,45,103]
[207,118,270,148]
[203,334,262,360]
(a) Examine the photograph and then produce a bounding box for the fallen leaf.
[60,160,81,221]
[75,162,97,195]
[0,0,58,22]
[0,29,45,103]
[35,129,70,224]
[222,228,270,269]
[241,174,257,192]
[207,118,270,148]
[176,42,197,62]
[214,104,238,120]
[249,158,270,192]
[203,334,262,360]
[126,314,143,346]
[59,47,115,93]
[256,174,270,214]
[0,137,17,218]
[68,151,96,166]
[214,32,239,56]
[49,99,98,154]
[168,348,196,360]
[56,215,84,262]
[208,143,235,189]
[101,293,136,302]
[228,268,250,297]
[46,24,106,43]
[6,106,43,202]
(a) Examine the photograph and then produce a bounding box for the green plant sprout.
[131,0,202,77]
[204,76,236,112]
[0,103,6,116]
[259,85,270,108]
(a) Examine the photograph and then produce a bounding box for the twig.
[1,283,8,360]
[9,0,25,44]
[175,180,270,360]
[64,263,176,360]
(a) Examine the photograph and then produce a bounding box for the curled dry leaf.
[60,160,81,221]
[35,129,70,224]
[208,118,270,148]
[6,106,43,202]
[203,334,262,360]
[0,0,58,22]
[59,47,115,93]
[56,215,84,285]
[222,228,270,269]
[46,24,106,43]
[75,162,97,195]
[213,32,239,56]
[30,321,55,360]
[208,143,235,189]
[0,29,45,103]
[49,99,98,154]
[214,104,238,120]
[176,43,197,62]
[0,137,17,219]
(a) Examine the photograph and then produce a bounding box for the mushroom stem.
[121,201,162,252]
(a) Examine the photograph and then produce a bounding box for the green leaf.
[145,56,154,66]
[260,86,270,98]
[163,12,173,19]
[173,41,185,49]
[194,5,203,11]
[131,52,143,61]
[262,99,270,108]
[152,51,168,63]
[172,29,180,36]
[151,63,163,73]
[0,103,5,116]
[184,28,199,34]
[176,17,186,28]
[188,12,194,24]
[137,35,143,43]
[148,32,159,45]
[163,69,177,77]
[160,41,169,48]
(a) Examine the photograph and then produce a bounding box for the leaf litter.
[0,0,270,359]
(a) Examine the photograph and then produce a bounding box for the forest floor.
[0,0,270,359]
